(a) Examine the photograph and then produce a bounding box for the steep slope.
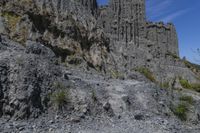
[0,0,200,132]
[0,0,111,71]
[0,35,200,132]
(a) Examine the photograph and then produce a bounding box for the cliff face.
[0,0,199,83]
[97,0,199,83]
[98,0,146,43]
[146,22,179,56]
[78,0,98,16]
[0,0,111,71]
[1,0,200,130]
[99,0,178,55]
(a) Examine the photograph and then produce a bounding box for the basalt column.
[99,0,146,45]
[78,0,98,16]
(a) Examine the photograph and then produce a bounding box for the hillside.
[0,0,200,132]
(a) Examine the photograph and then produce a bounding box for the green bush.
[51,90,69,110]
[136,67,156,82]
[179,78,200,92]
[51,81,69,110]
[179,78,192,89]
[179,95,194,105]
[191,83,200,92]
[173,103,188,121]
[1,12,21,32]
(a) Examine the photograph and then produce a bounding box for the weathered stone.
[97,0,199,84]
[77,0,98,16]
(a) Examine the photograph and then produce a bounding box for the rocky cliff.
[0,0,111,71]
[0,0,200,132]
[98,0,199,84]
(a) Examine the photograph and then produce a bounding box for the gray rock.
[0,37,66,119]
[0,17,6,34]
[0,0,200,132]
[25,41,56,59]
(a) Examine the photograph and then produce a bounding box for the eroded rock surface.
[0,0,200,132]
[0,35,200,132]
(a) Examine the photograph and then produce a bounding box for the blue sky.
[97,0,200,64]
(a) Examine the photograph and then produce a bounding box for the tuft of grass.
[91,90,97,102]
[179,78,192,89]
[179,77,200,92]
[51,90,69,110]
[53,81,66,90]
[17,27,29,45]
[1,12,21,32]
[51,81,70,110]
[190,83,200,92]
[160,82,170,89]
[173,103,188,121]
[166,52,179,59]
[179,95,194,105]
[110,70,123,79]
[135,67,156,82]
[184,60,200,73]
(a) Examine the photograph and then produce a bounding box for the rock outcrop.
[1,35,200,132]
[0,0,110,71]
[0,0,200,132]
[78,0,98,16]
[98,0,199,83]
[0,0,199,84]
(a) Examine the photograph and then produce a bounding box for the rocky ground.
[1,70,200,133]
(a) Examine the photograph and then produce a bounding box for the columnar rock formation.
[99,0,146,43]
[98,0,179,56]
[0,0,199,83]
[97,0,199,83]
[78,0,98,16]
[146,22,179,55]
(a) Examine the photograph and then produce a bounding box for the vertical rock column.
[167,23,179,56]
[78,0,98,16]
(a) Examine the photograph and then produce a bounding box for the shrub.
[184,60,200,72]
[179,77,200,92]
[135,67,156,82]
[173,103,188,121]
[190,83,200,92]
[51,90,69,110]
[51,81,69,110]
[179,95,194,105]
[1,12,21,32]
[179,78,192,89]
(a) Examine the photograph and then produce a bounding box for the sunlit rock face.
[0,0,199,83]
[97,0,199,83]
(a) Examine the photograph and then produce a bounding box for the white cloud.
[159,9,190,22]
[146,0,190,22]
